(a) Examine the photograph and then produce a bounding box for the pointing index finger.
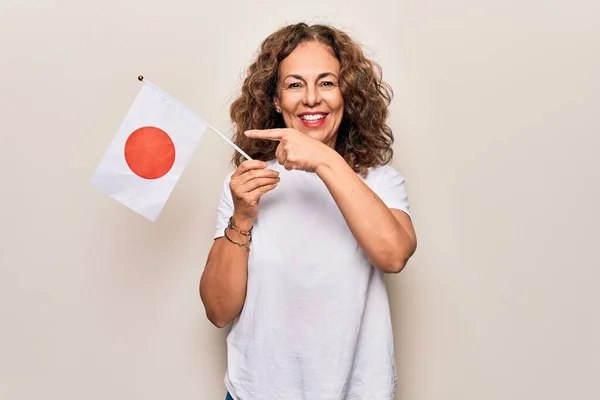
[244,129,284,141]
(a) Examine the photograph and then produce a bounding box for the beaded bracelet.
[224,227,251,252]
[228,216,253,237]
[223,216,252,252]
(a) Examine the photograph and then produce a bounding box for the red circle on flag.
[124,126,176,179]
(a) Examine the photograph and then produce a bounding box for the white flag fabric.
[91,80,209,222]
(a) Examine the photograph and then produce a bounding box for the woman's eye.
[288,82,302,89]
[320,81,335,87]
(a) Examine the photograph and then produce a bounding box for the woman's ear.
[273,96,281,113]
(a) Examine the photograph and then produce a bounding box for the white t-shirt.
[213,160,411,400]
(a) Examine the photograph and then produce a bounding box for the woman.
[200,22,417,400]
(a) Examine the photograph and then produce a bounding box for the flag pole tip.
[137,75,144,81]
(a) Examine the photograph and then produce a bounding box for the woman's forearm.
[199,233,250,328]
[316,152,416,273]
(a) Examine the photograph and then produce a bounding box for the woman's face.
[274,41,344,148]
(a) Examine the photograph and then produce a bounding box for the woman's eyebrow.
[283,72,338,81]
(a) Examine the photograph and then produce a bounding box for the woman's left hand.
[244,128,335,172]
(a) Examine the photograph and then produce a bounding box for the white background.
[1,0,599,399]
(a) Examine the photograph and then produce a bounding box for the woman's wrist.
[231,212,254,232]
[224,215,253,252]
[315,147,346,178]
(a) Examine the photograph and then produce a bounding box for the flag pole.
[206,125,253,161]
[136,75,253,161]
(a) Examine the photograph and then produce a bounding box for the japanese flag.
[91,79,209,222]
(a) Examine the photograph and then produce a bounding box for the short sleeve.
[374,165,411,217]
[213,172,234,239]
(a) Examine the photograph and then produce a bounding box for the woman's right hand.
[229,160,280,230]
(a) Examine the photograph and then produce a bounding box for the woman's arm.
[200,161,279,328]
[316,152,417,273]
[243,128,417,273]
[200,226,251,328]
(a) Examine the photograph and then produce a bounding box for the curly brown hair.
[229,22,395,175]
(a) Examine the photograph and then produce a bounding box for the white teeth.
[300,114,326,122]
